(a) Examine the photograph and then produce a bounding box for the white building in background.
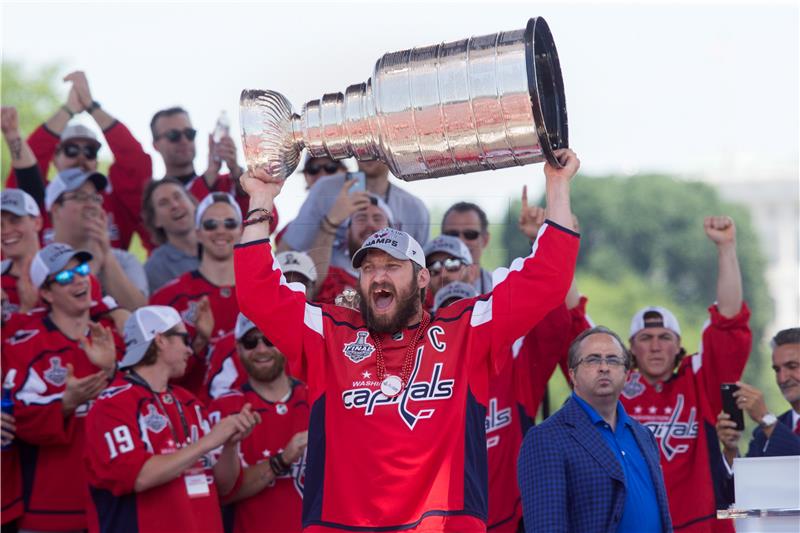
[713,176,799,337]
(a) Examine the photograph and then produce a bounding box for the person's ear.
[417,266,430,290]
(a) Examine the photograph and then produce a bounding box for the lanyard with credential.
[127,371,191,445]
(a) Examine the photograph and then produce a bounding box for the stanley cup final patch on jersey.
[43,357,69,386]
[622,372,646,399]
[342,331,375,363]
[142,404,169,434]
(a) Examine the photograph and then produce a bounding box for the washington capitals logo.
[43,357,68,386]
[341,348,455,430]
[6,329,38,345]
[485,397,512,448]
[291,451,306,497]
[99,384,132,399]
[342,331,375,363]
[622,372,646,399]
[142,404,169,433]
[641,394,699,461]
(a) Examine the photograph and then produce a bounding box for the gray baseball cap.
[1,189,41,217]
[120,306,183,368]
[29,243,93,289]
[276,251,318,283]
[44,168,108,211]
[424,234,472,265]
[234,313,258,341]
[60,124,101,148]
[433,281,478,312]
[352,227,425,269]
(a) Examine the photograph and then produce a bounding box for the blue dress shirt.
[573,393,663,533]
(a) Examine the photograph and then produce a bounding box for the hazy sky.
[2,1,798,223]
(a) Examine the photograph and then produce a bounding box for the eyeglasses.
[240,334,273,350]
[61,191,104,205]
[61,143,99,160]
[201,218,240,231]
[443,229,481,241]
[304,162,341,176]
[428,258,465,275]
[49,262,91,286]
[163,331,192,347]
[574,355,627,368]
[156,128,197,143]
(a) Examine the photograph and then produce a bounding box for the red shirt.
[313,266,357,305]
[1,352,23,525]
[6,122,153,251]
[620,303,751,533]
[208,380,310,533]
[149,269,239,395]
[3,314,122,531]
[84,374,223,533]
[234,220,579,532]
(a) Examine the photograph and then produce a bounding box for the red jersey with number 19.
[234,220,579,532]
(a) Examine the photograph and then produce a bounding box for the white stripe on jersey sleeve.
[511,336,525,359]
[209,357,241,400]
[471,297,493,327]
[304,304,324,337]
[692,317,712,374]
[16,368,64,405]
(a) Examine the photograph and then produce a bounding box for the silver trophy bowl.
[241,17,567,181]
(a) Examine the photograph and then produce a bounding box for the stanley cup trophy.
[240,17,567,182]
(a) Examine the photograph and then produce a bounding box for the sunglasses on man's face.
[240,334,273,350]
[428,258,465,275]
[49,262,91,286]
[61,143,99,160]
[201,218,239,231]
[156,128,197,143]
[443,229,481,241]
[304,162,341,176]
[163,331,192,347]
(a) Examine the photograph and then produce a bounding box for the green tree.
[501,173,772,401]
[1,61,63,185]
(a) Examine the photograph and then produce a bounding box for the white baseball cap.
[44,168,108,211]
[234,313,258,341]
[276,251,318,283]
[424,234,472,265]
[629,306,682,338]
[433,281,478,312]
[29,243,93,289]
[1,189,41,217]
[120,306,183,368]
[352,228,425,269]
[60,124,101,148]
[195,192,242,228]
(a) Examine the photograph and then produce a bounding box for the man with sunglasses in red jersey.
[208,313,310,533]
[150,192,242,396]
[46,167,149,311]
[3,242,119,533]
[150,107,279,236]
[3,72,153,251]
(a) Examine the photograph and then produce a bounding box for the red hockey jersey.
[620,303,751,532]
[149,269,239,395]
[5,122,153,251]
[84,373,223,533]
[201,332,247,406]
[313,266,358,305]
[1,352,23,525]
[234,220,579,532]
[208,380,310,533]
[3,314,122,531]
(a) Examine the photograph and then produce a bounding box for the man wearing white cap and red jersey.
[4,72,152,250]
[617,216,751,533]
[234,149,580,532]
[83,305,259,533]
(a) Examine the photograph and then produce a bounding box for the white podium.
[717,456,800,532]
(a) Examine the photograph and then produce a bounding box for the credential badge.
[342,331,375,363]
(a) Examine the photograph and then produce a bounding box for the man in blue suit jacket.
[518,326,672,533]
[715,327,800,505]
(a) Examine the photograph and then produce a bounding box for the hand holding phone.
[720,383,745,431]
[346,172,366,194]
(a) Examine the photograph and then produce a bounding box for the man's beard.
[242,352,286,383]
[358,276,420,333]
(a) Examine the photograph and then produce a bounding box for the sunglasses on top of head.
[48,262,91,286]
[240,333,273,350]
[201,218,239,231]
[304,162,341,176]
[443,229,481,241]
[61,143,99,160]
[156,128,197,143]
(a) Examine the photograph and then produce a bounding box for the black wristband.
[246,207,271,219]
[269,454,290,476]
[87,100,101,113]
